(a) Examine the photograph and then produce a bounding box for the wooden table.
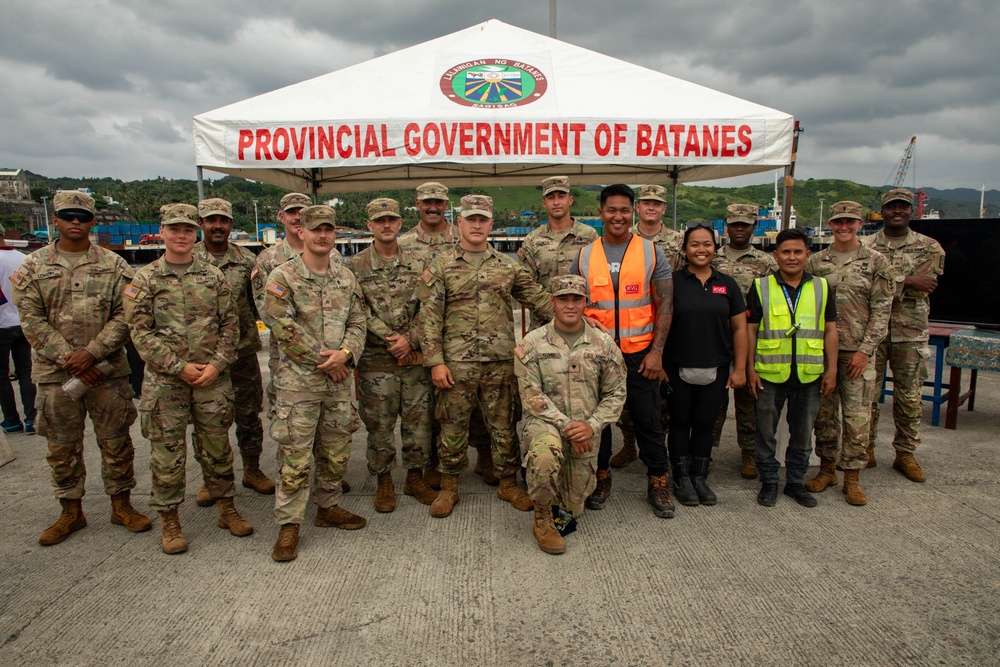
[943,327,1000,429]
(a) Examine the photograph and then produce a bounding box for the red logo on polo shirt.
[624,283,640,294]
[712,285,727,294]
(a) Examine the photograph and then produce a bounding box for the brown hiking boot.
[110,491,152,532]
[272,524,299,562]
[866,444,877,468]
[423,466,441,491]
[893,452,926,483]
[430,473,459,518]
[374,471,396,513]
[475,442,499,486]
[242,455,275,495]
[159,508,187,555]
[195,484,216,507]
[609,431,638,469]
[403,469,437,505]
[842,469,868,506]
[497,474,532,511]
[805,458,838,493]
[216,497,254,536]
[315,505,367,529]
[38,498,87,546]
[532,502,566,555]
[740,450,759,479]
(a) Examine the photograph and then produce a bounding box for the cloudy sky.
[1,0,997,190]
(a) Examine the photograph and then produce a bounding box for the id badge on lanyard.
[780,284,801,338]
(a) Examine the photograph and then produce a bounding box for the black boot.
[690,456,717,505]
[671,457,699,506]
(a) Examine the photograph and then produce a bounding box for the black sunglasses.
[56,212,95,223]
[686,220,714,230]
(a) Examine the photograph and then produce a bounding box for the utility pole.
[41,196,49,240]
[818,198,824,239]
[253,200,259,240]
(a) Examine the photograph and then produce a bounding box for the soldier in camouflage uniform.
[865,188,945,483]
[125,204,252,555]
[418,194,554,518]
[516,275,626,554]
[192,198,272,503]
[13,190,150,546]
[609,185,682,470]
[347,198,437,513]
[262,205,367,562]
[804,201,894,505]
[517,176,598,330]
[710,204,777,479]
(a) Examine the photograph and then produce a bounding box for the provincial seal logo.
[439,59,548,108]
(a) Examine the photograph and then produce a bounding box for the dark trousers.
[666,361,729,464]
[598,346,668,476]
[754,379,821,485]
[0,326,36,424]
[125,340,144,399]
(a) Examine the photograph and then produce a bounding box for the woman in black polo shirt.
[666,224,748,506]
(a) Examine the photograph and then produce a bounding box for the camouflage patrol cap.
[366,198,401,220]
[300,205,336,230]
[53,191,96,215]
[416,182,449,201]
[460,194,493,218]
[882,188,914,207]
[550,274,588,298]
[198,198,232,219]
[160,203,200,227]
[726,203,758,225]
[541,176,571,196]
[828,200,863,222]
[280,192,312,212]
[637,184,668,202]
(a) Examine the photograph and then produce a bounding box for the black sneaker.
[585,470,612,510]
[783,483,818,507]
[757,482,778,507]
[647,474,675,518]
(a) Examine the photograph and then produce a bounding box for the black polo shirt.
[666,267,746,368]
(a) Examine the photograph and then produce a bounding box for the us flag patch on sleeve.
[124,284,141,299]
[9,271,25,286]
[514,344,527,360]
[266,281,288,298]
[421,270,434,285]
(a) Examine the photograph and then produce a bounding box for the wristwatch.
[340,347,353,361]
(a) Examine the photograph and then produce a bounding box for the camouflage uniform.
[865,228,945,453]
[807,234,894,469]
[348,233,432,475]
[710,241,777,451]
[632,222,685,274]
[124,255,240,512]
[418,234,554,478]
[262,241,366,526]
[516,300,626,516]
[12,240,138,499]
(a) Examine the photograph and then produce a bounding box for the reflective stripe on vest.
[580,237,656,353]
[753,274,827,384]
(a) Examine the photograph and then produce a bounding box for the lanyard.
[779,282,801,317]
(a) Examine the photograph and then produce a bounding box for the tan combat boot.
[609,430,638,469]
[893,452,926,483]
[403,468,438,505]
[272,524,299,562]
[740,450,759,479]
[866,443,877,468]
[216,497,254,536]
[474,441,499,486]
[532,502,566,555]
[805,458,838,492]
[110,491,152,532]
[195,484,216,507]
[497,474,533,511]
[315,505,367,529]
[38,498,87,546]
[241,454,276,495]
[842,469,868,506]
[430,473,459,518]
[159,508,188,554]
[374,471,395,513]
[423,466,442,491]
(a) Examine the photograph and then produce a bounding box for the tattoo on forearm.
[652,279,673,350]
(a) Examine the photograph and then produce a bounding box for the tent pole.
[672,177,678,230]
[781,121,802,230]
[311,168,319,202]
[196,166,204,201]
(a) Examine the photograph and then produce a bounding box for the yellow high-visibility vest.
[753,274,828,384]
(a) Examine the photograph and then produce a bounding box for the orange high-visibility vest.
[579,237,656,353]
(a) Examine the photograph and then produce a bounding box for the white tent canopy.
[192,20,794,194]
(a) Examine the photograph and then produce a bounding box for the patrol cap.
[280,192,312,212]
[366,198,401,220]
[160,203,200,227]
[637,184,668,202]
[550,274,588,298]
[300,205,336,230]
[726,203,758,225]
[460,194,493,218]
[882,188,914,206]
[416,182,449,201]
[198,198,232,219]
[53,191,96,215]
[541,176,571,196]
[828,200,863,222]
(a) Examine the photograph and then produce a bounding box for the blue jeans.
[754,379,820,485]
[0,326,36,424]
